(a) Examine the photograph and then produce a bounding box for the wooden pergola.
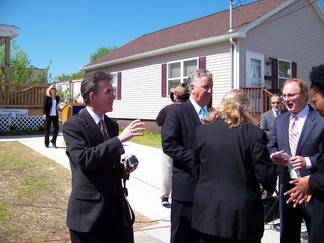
[0,24,20,83]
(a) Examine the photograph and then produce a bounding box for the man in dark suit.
[268,78,324,243]
[284,64,324,243]
[162,69,213,243]
[62,71,145,243]
[260,94,285,142]
[156,85,189,206]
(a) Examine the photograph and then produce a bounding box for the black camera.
[123,154,139,168]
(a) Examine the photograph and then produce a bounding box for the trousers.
[160,149,172,196]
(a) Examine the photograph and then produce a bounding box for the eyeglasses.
[271,102,280,104]
[96,89,116,96]
[281,92,303,99]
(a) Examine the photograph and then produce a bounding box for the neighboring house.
[28,67,48,84]
[56,79,83,103]
[81,0,324,129]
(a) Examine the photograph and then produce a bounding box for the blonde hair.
[46,84,56,97]
[205,89,258,128]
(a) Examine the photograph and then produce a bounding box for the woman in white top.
[43,84,60,148]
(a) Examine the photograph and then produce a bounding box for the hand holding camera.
[122,154,139,176]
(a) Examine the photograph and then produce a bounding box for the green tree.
[0,40,33,83]
[53,46,117,83]
[54,71,84,83]
[90,46,117,62]
[56,85,71,103]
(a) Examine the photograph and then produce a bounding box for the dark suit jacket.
[43,95,60,117]
[162,99,201,201]
[268,105,324,184]
[309,141,324,243]
[191,120,276,241]
[62,108,125,232]
[156,102,181,133]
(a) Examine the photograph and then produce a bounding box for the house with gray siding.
[81,0,324,129]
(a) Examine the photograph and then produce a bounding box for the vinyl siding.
[86,0,324,121]
[238,0,324,88]
[95,43,231,120]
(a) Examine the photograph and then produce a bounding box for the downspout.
[229,37,237,89]
[229,0,235,89]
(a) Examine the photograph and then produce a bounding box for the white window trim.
[111,72,118,95]
[245,51,265,87]
[167,58,198,95]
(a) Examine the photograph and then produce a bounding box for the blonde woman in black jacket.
[43,84,60,148]
[191,89,276,243]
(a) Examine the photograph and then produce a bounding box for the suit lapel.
[184,100,201,126]
[296,110,316,154]
[80,109,103,144]
[269,110,275,126]
[282,113,291,153]
[103,116,118,138]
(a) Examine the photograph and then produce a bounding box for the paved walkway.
[0,133,307,243]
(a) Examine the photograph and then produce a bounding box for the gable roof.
[82,0,323,70]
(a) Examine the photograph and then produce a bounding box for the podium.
[60,103,85,125]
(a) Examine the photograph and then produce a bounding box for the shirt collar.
[189,97,207,114]
[86,106,105,124]
[272,109,279,116]
[291,105,309,120]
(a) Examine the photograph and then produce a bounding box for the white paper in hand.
[281,152,300,179]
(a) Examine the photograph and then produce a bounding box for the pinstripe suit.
[63,108,133,243]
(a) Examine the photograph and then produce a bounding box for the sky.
[1,0,323,81]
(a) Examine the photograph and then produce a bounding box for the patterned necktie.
[289,115,299,156]
[275,112,279,117]
[99,119,108,141]
[199,107,207,124]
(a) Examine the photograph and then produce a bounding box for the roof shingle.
[86,0,286,67]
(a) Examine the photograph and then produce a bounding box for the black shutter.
[292,62,297,78]
[271,58,278,89]
[161,64,167,97]
[199,57,206,69]
[117,72,122,100]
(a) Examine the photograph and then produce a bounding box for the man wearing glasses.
[268,78,324,243]
[260,94,286,143]
[62,71,145,243]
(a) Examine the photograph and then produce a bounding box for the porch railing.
[242,87,273,124]
[0,83,48,108]
[0,83,274,124]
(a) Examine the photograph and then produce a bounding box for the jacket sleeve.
[43,96,48,115]
[309,173,324,193]
[162,106,193,166]
[252,129,277,192]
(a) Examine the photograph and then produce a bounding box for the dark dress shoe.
[45,145,49,148]
[50,142,57,148]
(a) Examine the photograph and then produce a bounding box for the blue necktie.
[199,107,207,124]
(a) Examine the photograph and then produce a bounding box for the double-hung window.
[167,59,197,95]
[111,72,117,95]
[278,59,292,88]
